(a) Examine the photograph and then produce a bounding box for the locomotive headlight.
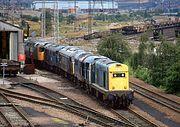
[112,86,115,90]
[124,86,127,89]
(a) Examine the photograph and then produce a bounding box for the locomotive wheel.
[114,96,119,109]
[85,84,90,94]
[122,95,128,108]
[111,100,116,108]
[126,99,130,107]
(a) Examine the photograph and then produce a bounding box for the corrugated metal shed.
[0,20,24,62]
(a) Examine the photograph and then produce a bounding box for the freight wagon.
[0,58,20,76]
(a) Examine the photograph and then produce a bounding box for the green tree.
[151,41,180,90]
[67,14,75,24]
[140,32,149,43]
[129,33,180,94]
[31,16,39,22]
[130,53,139,70]
[59,13,64,22]
[131,33,149,69]
[22,15,39,22]
[165,61,180,93]
[97,33,131,63]
[177,36,180,46]
[164,40,180,93]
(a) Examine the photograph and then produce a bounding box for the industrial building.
[0,20,24,63]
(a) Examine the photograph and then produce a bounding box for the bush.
[22,15,39,22]
[134,66,151,83]
[97,33,131,63]
[31,16,39,22]
[164,60,180,93]
[124,61,134,76]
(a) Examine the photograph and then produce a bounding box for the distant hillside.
[117,0,180,10]
[115,0,149,3]
[0,0,179,10]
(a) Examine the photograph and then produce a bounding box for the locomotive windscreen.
[113,73,125,77]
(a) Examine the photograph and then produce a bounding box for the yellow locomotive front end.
[109,64,129,91]
[38,46,45,61]
[106,63,134,108]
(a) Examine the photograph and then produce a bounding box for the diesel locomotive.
[24,39,134,108]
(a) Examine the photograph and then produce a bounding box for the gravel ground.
[135,93,180,123]
[8,97,99,127]
[21,71,118,119]
[6,78,101,127]
[9,86,48,99]
[134,94,180,127]
[129,105,168,127]
[5,71,180,127]
[130,77,180,103]
[130,77,180,127]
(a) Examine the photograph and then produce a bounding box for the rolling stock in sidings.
[24,39,134,108]
[0,58,20,76]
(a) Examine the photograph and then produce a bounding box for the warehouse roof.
[0,20,23,31]
[0,20,24,50]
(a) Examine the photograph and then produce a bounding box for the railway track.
[130,81,180,113]
[0,93,34,127]
[111,108,158,127]
[18,72,160,127]
[0,84,132,127]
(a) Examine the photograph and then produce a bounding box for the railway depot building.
[0,20,25,63]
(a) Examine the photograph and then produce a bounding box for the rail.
[111,107,158,127]
[0,84,132,127]
[0,93,34,127]
[130,81,180,113]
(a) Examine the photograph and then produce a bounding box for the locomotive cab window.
[39,47,44,52]
[113,73,125,77]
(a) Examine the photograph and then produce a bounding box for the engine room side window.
[113,73,125,78]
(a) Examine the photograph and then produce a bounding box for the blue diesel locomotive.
[25,39,134,108]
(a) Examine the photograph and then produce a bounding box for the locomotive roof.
[54,45,65,51]
[44,43,53,48]
[59,46,82,57]
[83,55,107,64]
[74,50,88,60]
[78,53,93,62]
[47,44,60,50]
[34,41,48,46]
[60,46,72,51]
[95,58,117,67]
[25,40,36,45]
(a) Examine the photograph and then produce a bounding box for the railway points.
[0,79,156,127]
[0,69,179,127]
[0,82,132,127]
[0,93,34,127]
[17,83,133,127]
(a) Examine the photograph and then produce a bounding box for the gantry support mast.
[88,0,92,36]
[53,0,59,43]
[74,0,77,31]
[41,0,46,38]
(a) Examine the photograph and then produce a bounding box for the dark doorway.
[0,31,10,59]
